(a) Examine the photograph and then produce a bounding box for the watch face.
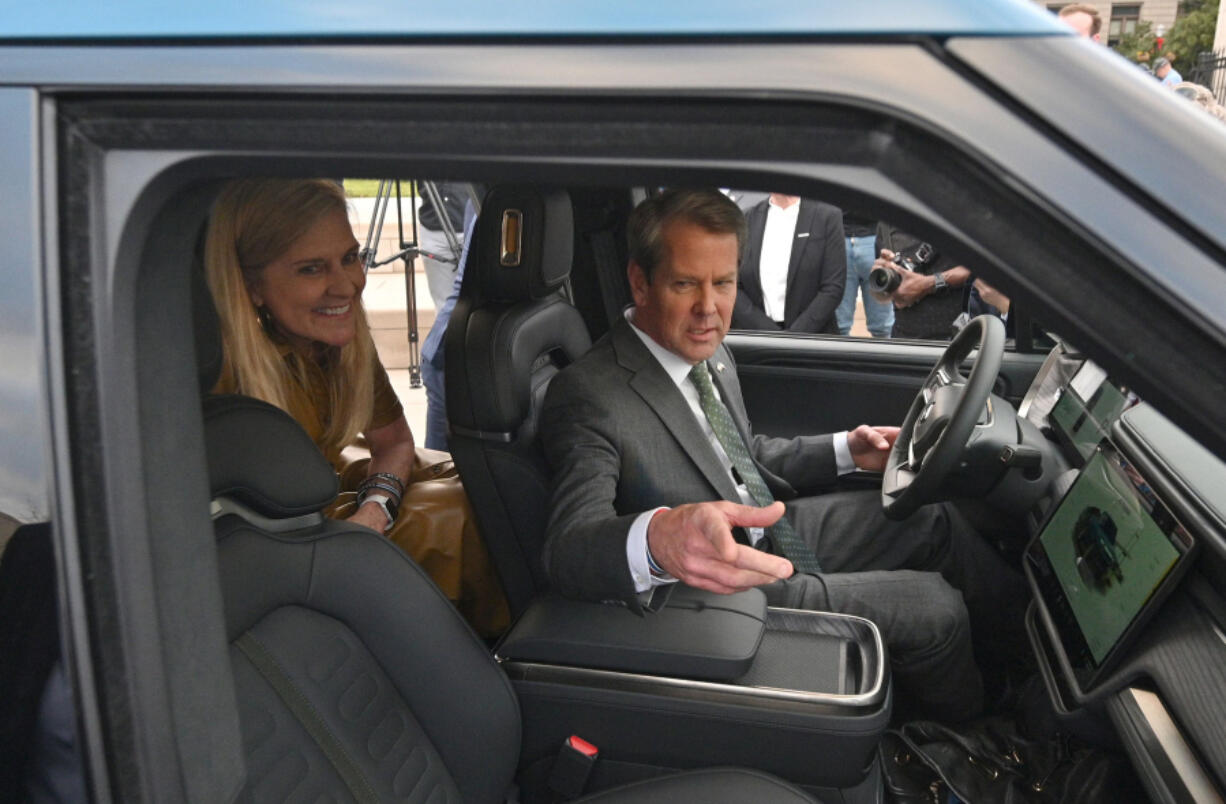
[376,501,395,531]
[361,493,395,530]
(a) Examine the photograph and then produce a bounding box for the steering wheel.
[882,315,1006,520]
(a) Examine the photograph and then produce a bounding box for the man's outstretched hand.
[847,424,899,473]
[646,500,794,594]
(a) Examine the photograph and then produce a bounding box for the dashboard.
[1018,343,1226,800]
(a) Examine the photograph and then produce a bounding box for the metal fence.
[1190,49,1226,105]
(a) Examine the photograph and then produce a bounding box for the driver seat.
[445,185,593,614]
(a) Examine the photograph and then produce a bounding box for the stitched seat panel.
[232,605,461,804]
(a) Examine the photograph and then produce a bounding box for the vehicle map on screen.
[1038,450,1181,665]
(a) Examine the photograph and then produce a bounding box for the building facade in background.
[1217,0,1226,50]
[1039,1,1178,46]
[1042,1,1226,104]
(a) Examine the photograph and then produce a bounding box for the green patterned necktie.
[688,361,822,574]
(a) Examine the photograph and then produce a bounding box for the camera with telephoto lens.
[869,241,938,295]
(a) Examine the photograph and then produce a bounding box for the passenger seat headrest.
[203,395,338,519]
[475,186,573,302]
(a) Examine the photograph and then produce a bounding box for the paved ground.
[362,269,434,438]
[350,197,436,440]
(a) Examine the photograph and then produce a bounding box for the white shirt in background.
[759,198,801,322]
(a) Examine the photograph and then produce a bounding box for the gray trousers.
[761,490,1027,722]
[419,225,463,312]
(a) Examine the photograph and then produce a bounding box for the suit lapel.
[784,202,817,321]
[740,203,767,305]
[611,321,742,502]
[707,345,754,448]
[709,343,796,499]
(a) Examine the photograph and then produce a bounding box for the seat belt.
[235,632,381,804]
[548,735,599,800]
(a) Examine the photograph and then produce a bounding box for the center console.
[495,585,891,798]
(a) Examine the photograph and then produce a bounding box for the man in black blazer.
[540,189,1025,721]
[731,194,846,333]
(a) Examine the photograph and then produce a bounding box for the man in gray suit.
[541,189,1025,721]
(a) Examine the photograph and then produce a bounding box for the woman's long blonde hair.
[204,178,375,457]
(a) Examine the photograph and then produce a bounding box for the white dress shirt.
[623,310,854,592]
[758,198,802,322]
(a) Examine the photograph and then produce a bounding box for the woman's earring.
[257,305,276,334]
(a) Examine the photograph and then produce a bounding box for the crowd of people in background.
[723,5,1223,341]
[726,190,1011,342]
[1058,3,1226,122]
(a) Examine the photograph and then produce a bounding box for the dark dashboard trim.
[1114,409,1226,588]
[1117,406,1226,536]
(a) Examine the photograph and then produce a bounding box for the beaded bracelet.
[367,471,406,494]
[358,474,403,494]
[358,480,403,505]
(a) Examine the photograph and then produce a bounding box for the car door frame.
[16,35,1226,800]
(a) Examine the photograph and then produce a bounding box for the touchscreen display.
[1049,362,1132,461]
[1020,346,1085,426]
[1034,449,1186,668]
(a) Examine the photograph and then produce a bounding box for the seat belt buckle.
[548,735,599,799]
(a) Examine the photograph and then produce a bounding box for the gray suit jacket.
[540,317,837,605]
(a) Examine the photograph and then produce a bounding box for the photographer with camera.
[869,224,971,340]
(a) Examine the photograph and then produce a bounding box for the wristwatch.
[932,271,948,292]
[361,493,396,532]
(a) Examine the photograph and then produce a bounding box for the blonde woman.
[205,178,508,635]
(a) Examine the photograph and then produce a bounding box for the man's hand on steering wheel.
[847,425,900,472]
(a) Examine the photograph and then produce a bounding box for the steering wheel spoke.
[882,316,1006,520]
[882,464,914,498]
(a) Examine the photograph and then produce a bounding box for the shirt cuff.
[627,507,677,593]
[834,431,856,475]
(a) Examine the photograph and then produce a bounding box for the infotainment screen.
[1025,446,1195,687]
[1048,361,1133,462]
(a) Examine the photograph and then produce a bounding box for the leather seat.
[203,393,818,803]
[193,196,819,802]
[209,393,519,802]
[445,185,593,614]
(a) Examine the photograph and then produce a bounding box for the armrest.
[495,585,767,681]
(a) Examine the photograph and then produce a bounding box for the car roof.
[4,0,1067,40]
